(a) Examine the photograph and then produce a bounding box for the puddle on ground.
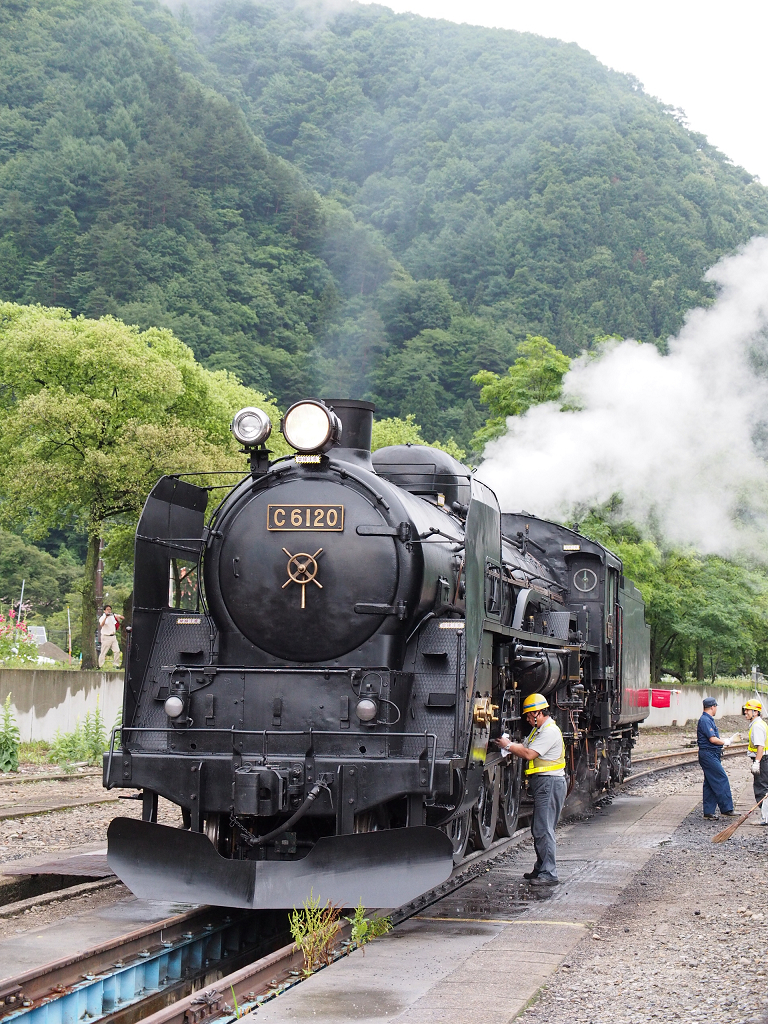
[422,871,557,920]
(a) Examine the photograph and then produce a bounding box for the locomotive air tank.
[104,398,650,908]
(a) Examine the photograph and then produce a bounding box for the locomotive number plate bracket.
[267,504,344,531]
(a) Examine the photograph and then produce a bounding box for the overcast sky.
[361,0,768,182]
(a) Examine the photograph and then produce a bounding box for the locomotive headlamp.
[164,695,185,719]
[281,400,341,454]
[355,697,378,722]
[231,407,272,447]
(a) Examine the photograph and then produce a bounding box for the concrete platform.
[255,791,700,1023]
[1,849,113,878]
[0,898,198,983]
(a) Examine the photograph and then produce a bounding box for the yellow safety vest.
[524,718,566,776]
[748,717,766,755]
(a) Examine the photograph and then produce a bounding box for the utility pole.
[95,539,104,661]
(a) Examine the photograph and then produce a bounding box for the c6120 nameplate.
[267,504,344,531]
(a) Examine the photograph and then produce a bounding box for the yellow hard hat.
[744,698,763,712]
[522,693,549,714]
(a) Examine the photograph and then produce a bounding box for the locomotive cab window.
[169,558,198,610]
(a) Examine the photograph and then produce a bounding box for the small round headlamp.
[164,695,185,719]
[231,407,272,447]
[281,400,341,454]
[355,697,378,722]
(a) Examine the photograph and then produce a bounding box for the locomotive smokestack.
[323,399,375,469]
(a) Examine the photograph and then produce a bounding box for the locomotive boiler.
[104,398,650,908]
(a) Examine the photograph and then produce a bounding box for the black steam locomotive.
[105,399,650,908]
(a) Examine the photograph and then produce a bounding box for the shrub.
[0,694,20,772]
[49,698,107,766]
[289,891,342,975]
[0,613,38,664]
[345,902,393,950]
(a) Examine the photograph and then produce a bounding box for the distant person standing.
[697,697,737,819]
[743,699,768,826]
[98,605,123,668]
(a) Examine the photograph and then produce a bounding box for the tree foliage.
[3,0,768,432]
[0,0,349,404]
[471,336,571,449]
[0,529,80,614]
[579,508,768,683]
[0,302,285,665]
[195,0,768,359]
[371,414,466,462]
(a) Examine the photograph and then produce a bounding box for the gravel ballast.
[516,757,768,1024]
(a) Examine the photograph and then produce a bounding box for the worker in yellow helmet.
[494,693,566,887]
[743,699,768,826]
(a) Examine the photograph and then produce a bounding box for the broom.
[712,793,768,843]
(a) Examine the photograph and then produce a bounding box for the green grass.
[681,677,759,691]
[19,740,51,764]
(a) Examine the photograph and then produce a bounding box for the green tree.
[0,531,80,615]
[472,336,571,450]
[371,415,466,461]
[0,303,286,668]
[579,507,768,683]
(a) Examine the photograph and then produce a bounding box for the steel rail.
[0,906,290,1024]
[0,771,101,788]
[625,742,748,782]
[0,826,530,1024]
[633,742,747,765]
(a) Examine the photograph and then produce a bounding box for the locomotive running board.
[107,817,454,909]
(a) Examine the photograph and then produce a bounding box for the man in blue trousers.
[698,697,737,819]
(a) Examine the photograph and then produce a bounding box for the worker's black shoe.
[523,870,539,880]
[528,876,559,887]
[703,814,717,819]
[721,810,739,816]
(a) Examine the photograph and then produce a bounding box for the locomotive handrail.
[112,726,440,791]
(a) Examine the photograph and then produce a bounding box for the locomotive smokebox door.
[214,480,399,662]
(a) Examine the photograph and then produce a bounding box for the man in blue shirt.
[697,697,737,819]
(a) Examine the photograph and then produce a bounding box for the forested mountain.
[0,0,371,402]
[2,0,768,449]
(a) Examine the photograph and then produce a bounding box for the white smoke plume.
[477,236,768,558]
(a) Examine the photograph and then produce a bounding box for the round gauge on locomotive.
[572,568,598,593]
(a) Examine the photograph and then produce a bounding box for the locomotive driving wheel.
[496,756,523,838]
[470,765,499,850]
[443,809,471,863]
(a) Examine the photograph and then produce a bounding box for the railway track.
[0,827,531,1024]
[0,741,748,1024]
[626,742,748,781]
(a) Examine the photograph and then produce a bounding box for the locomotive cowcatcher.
[104,398,650,908]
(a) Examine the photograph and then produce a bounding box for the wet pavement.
[255,791,701,1024]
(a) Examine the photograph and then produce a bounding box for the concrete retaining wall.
[0,670,123,742]
[640,685,760,728]
[0,671,760,740]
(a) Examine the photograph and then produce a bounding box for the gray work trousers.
[529,773,567,882]
[753,757,768,822]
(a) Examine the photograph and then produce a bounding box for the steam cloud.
[477,236,768,558]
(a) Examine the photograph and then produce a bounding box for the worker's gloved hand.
[752,761,762,775]
[500,732,512,758]
[722,738,732,747]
